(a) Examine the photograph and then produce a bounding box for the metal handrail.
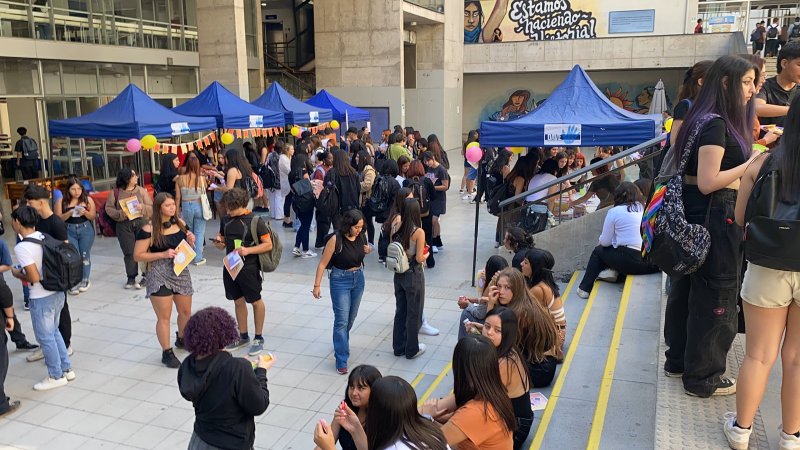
[499,134,667,208]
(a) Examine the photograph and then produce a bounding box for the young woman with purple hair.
[663,55,762,398]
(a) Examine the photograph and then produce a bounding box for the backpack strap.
[677,113,720,176]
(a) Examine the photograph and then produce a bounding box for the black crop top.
[135,228,188,252]
[329,233,366,270]
[686,117,747,176]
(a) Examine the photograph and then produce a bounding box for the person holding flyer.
[133,193,195,369]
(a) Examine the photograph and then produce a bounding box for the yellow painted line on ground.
[417,362,452,406]
[530,278,599,450]
[561,271,579,305]
[586,276,635,450]
[411,372,425,388]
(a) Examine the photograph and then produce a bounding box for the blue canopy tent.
[480,65,661,147]
[173,81,285,129]
[306,89,370,123]
[48,84,217,138]
[251,82,332,125]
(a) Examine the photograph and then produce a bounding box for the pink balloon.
[466,146,483,164]
[126,138,142,153]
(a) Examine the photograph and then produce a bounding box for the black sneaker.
[23,299,30,311]
[161,348,181,368]
[16,342,39,351]
[686,376,736,397]
[282,222,293,228]
[174,332,185,350]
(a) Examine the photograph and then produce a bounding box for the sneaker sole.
[248,348,263,356]
[664,371,683,378]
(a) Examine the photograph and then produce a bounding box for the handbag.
[641,113,718,277]
[200,180,213,220]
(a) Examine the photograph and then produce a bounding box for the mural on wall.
[465,0,599,43]
[480,83,672,123]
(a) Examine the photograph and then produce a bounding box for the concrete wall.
[463,68,686,132]
[464,32,744,74]
[534,207,610,280]
[197,0,249,96]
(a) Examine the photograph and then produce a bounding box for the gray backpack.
[385,226,415,274]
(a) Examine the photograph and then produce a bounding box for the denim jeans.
[29,292,71,379]
[67,221,95,281]
[329,268,365,369]
[182,201,207,262]
[294,207,314,251]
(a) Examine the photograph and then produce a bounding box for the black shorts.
[0,279,12,306]
[223,265,263,303]
[151,285,174,297]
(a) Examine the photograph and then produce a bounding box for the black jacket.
[325,169,360,213]
[178,351,270,450]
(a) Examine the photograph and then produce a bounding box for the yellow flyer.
[173,239,196,276]
[120,196,143,220]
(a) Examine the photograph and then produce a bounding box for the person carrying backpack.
[356,150,378,246]
[403,161,435,268]
[766,19,780,57]
[213,188,274,357]
[391,198,430,360]
[11,206,75,391]
[311,209,370,374]
[751,22,766,55]
[661,55,761,399]
[14,127,39,180]
[724,94,800,450]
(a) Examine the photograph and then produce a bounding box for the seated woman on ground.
[458,255,509,339]
[521,248,567,362]
[576,182,659,299]
[418,335,515,449]
[438,307,533,449]
[313,365,382,450]
[314,376,447,450]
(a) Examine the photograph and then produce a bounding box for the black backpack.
[368,175,392,215]
[20,137,39,160]
[407,178,430,217]
[316,182,339,218]
[261,153,281,190]
[22,234,82,292]
[487,181,514,216]
[292,178,316,214]
[767,26,779,39]
[744,154,800,271]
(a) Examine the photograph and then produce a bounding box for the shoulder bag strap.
[677,113,719,176]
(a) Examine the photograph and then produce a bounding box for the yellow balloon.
[664,117,674,133]
[509,147,525,154]
[466,141,480,150]
[291,126,301,137]
[220,132,234,145]
[140,135,157,150]
[330,120,340,130]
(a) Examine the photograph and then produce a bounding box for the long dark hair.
[614,181,645,212]
[483,255,509,294]
[366,376,448,450]
[116,167,136,189]
[151,193,187,249]
[343,365,382,413]
[537,158,559,177]
[427,134,444,164]
[523,248,560,296]
[452,336,516,435]
[485,307,530,391]
[506,153,539,185]
[463,130,480,155]
[505,226,534,252]
[774,93,800,202]
[356,149,374,173]
[384,187,411,234]
[184,152,203,190]
[674,55,758,161]
[677,60,713,101]
[333,148,356,177]
[160,153,178,179]
[225,148,253,177]
[65,175,88,206]
[397,198,421,250]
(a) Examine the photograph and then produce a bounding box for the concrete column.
[405,7,463,151]
[196,0,249,96]
[314,0,405,127]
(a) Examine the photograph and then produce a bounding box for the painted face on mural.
[464,3,481,32]
[510,94,526,108]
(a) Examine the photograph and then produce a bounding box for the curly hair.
[221,187,250,211]
[184,307,239,356]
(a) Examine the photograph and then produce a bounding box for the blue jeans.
[29,292,70,379]
[182,201,207,262]
[329,267,365,369]
[67,221,95,281]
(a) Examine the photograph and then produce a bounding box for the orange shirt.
[447,400,513,450]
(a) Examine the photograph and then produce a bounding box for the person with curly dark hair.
[178,307,274,450]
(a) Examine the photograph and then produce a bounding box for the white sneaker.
[78,281,91,292]
[33,376,68,391]
[419,321,440,336]
[63,369,76,382]
[409,343,427,359]
[68,287,80,296]
[779,427,800,450]
[292,247,303,257]
[431,246,439,254]
[26,349,44,362]
[67,345,73,356]
[576,289,590,299]
[192,258,207,266]
[301,251,318,259]
[723,412,752,450]
[462,194,472,200]
[598,269,619,282]
[134,278,145,290]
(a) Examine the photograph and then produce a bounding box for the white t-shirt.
[525,173,557,203]
[598,203,644,249]
[14,232,55,299]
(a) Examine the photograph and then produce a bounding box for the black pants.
[753,41,764,54]
[59,298,71,347]
[528,355,557,388]
[116,218,143,280]
[421,215,435,268]
[362,207,375,245]
[664,188,741,397]
[18,160,38,180]
[0,326,8,414]
[315,211,331,248]
[283,192,293,219]
[766,39,779,56]
[579,246,659,292]
[0,280,30,347]
[392,267,425,358]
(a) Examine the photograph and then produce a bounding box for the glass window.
[61,62,98,95]
[42,61,63,95]
[243,0,257,58]
[99,63,130,94]
[0,59,40,95]
[147,65,196,94]
[1,0,33,38]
